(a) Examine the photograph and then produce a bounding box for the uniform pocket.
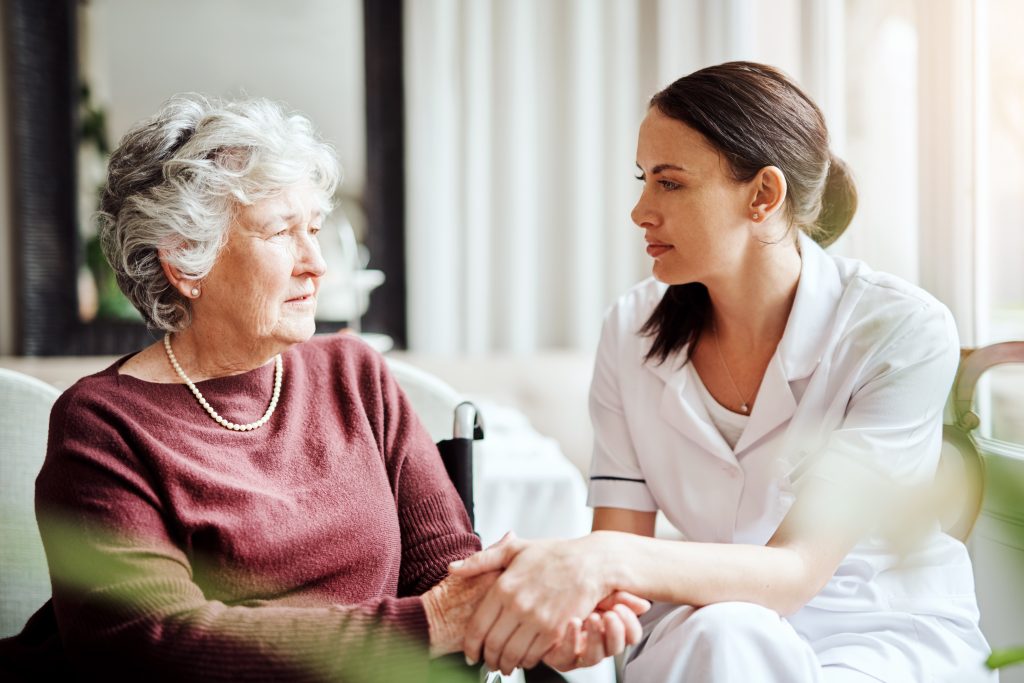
[880,560,980,619]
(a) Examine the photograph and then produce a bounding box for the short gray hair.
[98,94,341,332]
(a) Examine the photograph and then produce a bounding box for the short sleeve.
[805,304,961,492]
[586,309,658,512]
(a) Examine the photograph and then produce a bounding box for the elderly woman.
[0,95,645,681]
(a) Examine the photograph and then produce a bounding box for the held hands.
[448,532,650,675]
[540,591,649,674]
[422,570,501,657]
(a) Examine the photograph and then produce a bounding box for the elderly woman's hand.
[422,570,501,657]
[449,532,647,673]
[539,592,647,674]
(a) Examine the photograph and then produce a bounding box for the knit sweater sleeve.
[363,347,483,596]
[36,385,433,682]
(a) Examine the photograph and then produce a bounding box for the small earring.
[752,212,759,220]
[190,287,200,298]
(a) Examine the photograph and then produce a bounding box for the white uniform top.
[689,364,749,450]
[587,232,989,678]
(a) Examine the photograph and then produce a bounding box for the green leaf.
[988,647,1024,669]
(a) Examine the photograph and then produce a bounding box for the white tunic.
[587,232,993,681]
[690,364,749,450]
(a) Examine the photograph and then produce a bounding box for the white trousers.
[623,602,997,683]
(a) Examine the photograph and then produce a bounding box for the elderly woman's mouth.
[285,293,315,304]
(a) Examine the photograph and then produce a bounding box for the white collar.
[642,231,843,458]
[643,231,842,384]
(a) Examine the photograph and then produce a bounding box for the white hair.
[98,94,341,332]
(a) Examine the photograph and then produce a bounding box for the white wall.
[84,0,366,194]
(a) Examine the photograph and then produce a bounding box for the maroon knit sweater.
[26,334,480,681]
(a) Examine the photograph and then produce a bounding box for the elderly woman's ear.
[159,252,202,299]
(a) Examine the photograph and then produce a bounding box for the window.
[979,0,1024,442]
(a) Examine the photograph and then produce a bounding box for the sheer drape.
[403,0,838,353]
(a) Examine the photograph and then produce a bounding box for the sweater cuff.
[382,595,430,642]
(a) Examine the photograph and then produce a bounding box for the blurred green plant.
[79,83,141,322]
[84,233,140,320]
[988,648,1024,670]
[975,436,1024,673]
[23,509,478,681]
[79,83,110,157]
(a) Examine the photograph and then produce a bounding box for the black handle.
[438,437,475,529]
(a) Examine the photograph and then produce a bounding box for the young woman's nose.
[631,192,658,229]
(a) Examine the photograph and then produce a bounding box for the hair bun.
[814,152,857,247]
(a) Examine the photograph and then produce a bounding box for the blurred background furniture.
[0,369,60,637]
[951,343,1024,678]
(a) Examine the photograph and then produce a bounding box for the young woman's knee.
[684,601,784,640]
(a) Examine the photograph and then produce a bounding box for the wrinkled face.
[196,183,327,348]
[632,108,753,286]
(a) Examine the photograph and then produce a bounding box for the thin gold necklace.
[163,333,283,431]
[710,321,756,414]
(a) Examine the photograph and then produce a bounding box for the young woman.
[452,62,993,682]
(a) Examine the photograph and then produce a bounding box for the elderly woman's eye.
[309,226,321,237]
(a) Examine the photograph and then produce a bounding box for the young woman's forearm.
[590,531,819,616]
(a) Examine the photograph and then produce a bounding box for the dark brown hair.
[640,61,857,365]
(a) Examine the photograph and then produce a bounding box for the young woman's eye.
[658,179,682,191]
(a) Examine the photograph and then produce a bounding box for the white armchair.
[0,369,60,637]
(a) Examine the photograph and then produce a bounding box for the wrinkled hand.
[540,592,647,673]
[422,570,500,656]
[449,532,648,674]
[423,533,520,656]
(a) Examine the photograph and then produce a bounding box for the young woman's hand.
[422,570,501,657]
[449,533,647,672]
[423,532,521,656]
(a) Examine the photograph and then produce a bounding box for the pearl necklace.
[163,333,283,431]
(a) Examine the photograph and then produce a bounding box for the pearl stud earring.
[190,287,200,297]
[752,212,759,220]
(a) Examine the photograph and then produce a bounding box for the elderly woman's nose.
[293,233,327,276]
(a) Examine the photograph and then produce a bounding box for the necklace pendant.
[741,403,749,414]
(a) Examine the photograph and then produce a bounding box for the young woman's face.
[632,108,755,286]
[194,182,327,347]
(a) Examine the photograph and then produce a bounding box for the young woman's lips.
[646,243,673,258]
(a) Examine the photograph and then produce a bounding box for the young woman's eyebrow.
[635,163,691,175]
[652,163,690,175]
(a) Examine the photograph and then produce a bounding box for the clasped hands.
[426,532,649,676]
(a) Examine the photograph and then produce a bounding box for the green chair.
[948,342,1024,658]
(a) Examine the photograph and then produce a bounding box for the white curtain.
[403,0,840,354]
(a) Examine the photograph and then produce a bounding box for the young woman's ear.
[159,251,202,299]
[748,166,787,223]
